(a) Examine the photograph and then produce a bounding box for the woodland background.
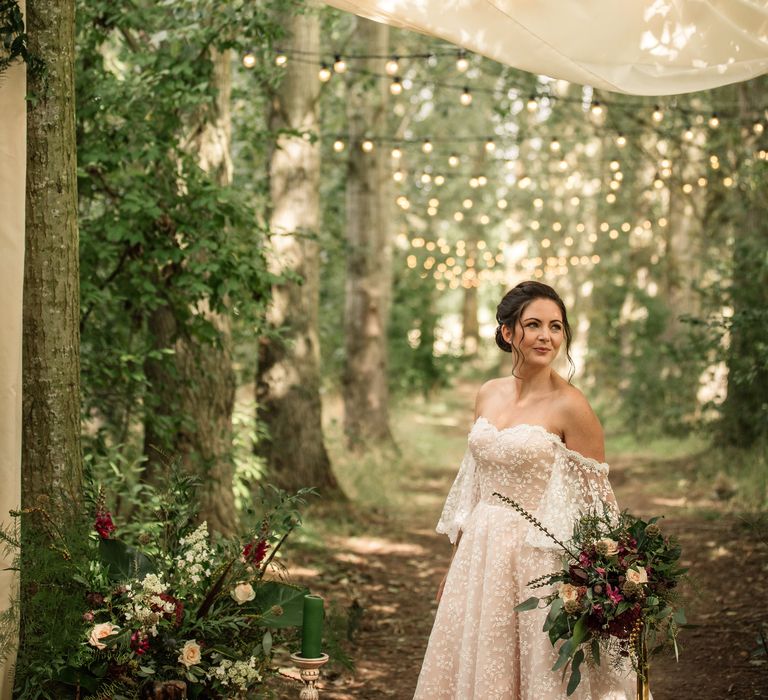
[4,0,768,696]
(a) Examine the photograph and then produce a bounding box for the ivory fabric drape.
[0,15,25,694]
[323,0,768,95]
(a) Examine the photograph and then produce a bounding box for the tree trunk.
[142,48,239,535]
[22,0,82,512]
[257,5,342,496]
[343,16,395,450]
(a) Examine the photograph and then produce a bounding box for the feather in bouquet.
[493,491,687,696]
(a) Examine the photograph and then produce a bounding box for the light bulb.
[390,77,403,95]
[385,57,399,76]
[448,154,459,167]
[333,55,347,73]
[549,138,561,153]
[318,64,332,82]
[456,51,469,73]
[753,122,764,135]
[422,139,433,154]
[393,170,404,182]
[616,133,626,147]
[526,96,538,113]
[434,175,445,185]
[477,175,487,186]
[463,198,473,209]
[708,113,719,129]
[333,139,345,152]
[485,139,496,153]
[275,52,287,67]
[391,146,402,159]
[652,105,664,123]
[361,139,374,153]
[242,51,256,69]
[460,87,473,106]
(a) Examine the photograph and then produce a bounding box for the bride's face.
[503,298,564,367]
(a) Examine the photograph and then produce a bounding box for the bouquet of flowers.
[494,492,687,696]
[35,472,317,699]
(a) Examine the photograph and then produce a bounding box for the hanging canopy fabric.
[323,0,768,95]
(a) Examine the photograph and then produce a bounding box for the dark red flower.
[151,592,184,626]
[243,538,269,566]
[578,551,592,568]
[606,603,642,639]
[94,510,116,539]
[130,630,151,655]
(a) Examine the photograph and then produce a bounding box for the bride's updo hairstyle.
[495,281,575,379]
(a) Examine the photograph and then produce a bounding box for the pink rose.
[626,567,648,585]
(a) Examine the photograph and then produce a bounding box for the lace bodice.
[436,416,619,548]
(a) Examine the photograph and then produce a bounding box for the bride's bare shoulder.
[474,377,511,416]
[554,381,605,460]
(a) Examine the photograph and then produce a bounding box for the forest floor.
[266,380,768,699]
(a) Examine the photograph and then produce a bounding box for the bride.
[413,281,637,699]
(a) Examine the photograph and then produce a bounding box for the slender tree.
[22,0,82,511]
[257,3,343,496]
[343,16,395,449]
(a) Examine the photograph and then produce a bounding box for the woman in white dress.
[414,281,636,700]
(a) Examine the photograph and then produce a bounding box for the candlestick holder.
[290,652,329,700]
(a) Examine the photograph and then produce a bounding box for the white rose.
[558,583,580,603]
[88,622,118,650]
[231,582,256,605]
[626,567,648,584]
[178,639,202,668]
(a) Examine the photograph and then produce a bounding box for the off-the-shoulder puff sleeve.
[524,445,620,551]
[436,447,480,545]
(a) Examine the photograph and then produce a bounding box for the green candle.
[301,594,324,658]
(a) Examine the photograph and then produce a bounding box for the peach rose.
[626,567,648,585]
[88,622,118,650]
[178,639,202,668]
[558,583,580,603]
[231,582,256,605]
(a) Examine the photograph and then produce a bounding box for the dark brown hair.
[495,281,574,380]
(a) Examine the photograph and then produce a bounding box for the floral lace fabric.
[416,417,637,700]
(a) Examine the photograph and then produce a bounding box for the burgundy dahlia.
[94,510,116,539]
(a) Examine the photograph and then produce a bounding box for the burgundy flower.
[606,603,642,639]
[151,592,184,626]
[86,591,106,607]
[83,611,95,622]
[578,551,592,568]
[243,538,269,566]
[94,510,116,539]
[130,630,151,655]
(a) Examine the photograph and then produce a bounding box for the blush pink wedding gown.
[413,416,639,700]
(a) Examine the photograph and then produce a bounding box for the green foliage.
[75,0,286,458]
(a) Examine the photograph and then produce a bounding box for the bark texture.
[22,0,83,511]
[257,5,341,496]
[343,17,395,450]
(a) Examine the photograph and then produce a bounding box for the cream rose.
[596,538,620,556]
[558,583,580,603]
[626,567,648,585]
[178,639,202,668]
[88,622,118,650]
[231,582,256,605]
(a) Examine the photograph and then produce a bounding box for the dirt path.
[269,390,768,699]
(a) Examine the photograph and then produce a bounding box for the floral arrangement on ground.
[494,492,688,696]
[3,466,318,699]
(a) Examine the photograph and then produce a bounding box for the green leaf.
[567,649,585,696]
[571,614,589,649]
[673,608,687,625]
[255,581,308,628]
[543,597,564,632]
[552,639,573,672]
[514,596,540,612]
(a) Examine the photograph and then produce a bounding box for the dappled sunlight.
[340,535,429,556]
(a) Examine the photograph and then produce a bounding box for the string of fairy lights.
[241,46,768,287]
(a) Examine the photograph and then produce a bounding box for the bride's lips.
[533,347,550,353]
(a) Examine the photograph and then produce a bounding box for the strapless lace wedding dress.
[413,417,637,700]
